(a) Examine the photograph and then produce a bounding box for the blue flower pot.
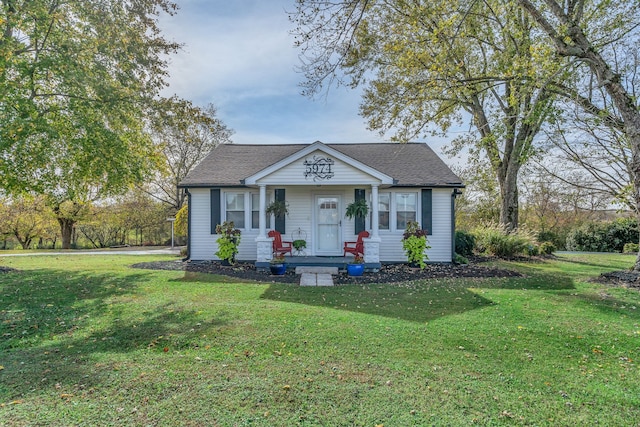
[347,263,364,277]
[269,263,286,275]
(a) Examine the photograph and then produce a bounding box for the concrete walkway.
[295,266,339,286]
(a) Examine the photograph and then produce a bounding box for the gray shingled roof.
[179,142,463,188]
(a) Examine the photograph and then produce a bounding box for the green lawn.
[1,253,639,426]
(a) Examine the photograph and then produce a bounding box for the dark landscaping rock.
[132,260,522,284]
[598,270,640,290]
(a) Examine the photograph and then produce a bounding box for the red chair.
[268,230,293,257]
[343,231,370,257]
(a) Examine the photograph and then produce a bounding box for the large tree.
[0,0,180,248]
[514,0,640,266]
[145,96,233,212]
[291,0,563,229]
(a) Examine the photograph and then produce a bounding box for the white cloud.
[161,0,298,103]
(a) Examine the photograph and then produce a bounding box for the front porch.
[254,255,381,272]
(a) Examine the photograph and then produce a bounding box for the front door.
[315,195,341,255]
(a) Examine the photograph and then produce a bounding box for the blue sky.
[159,0,464,163]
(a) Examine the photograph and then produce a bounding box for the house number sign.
[304,156,335,181]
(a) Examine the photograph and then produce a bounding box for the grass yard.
[1,253,639,426]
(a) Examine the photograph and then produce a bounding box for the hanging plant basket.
[266,200,289,218]
[345,199,369,220]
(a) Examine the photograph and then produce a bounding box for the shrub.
[565,218,638,252]
[175,204,188,237]
[473,223,536,257]
[539,241,556,255]
[537,230,565,250]
[623,242,639,254]
[215,221,241,264]
[454,253,469,264]
[526,244,539,256]
[455,230,476,257]
[402,220,430,269]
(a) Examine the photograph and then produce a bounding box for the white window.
[225,193,245,228]
[378,193,390,230]
[396,192,417,230]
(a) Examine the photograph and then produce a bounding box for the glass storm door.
[315,196,341,255]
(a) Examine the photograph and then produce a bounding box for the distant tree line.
[0,190,185,250]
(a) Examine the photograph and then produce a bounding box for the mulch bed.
[594,270,640,290]
[4,257,639,289]
[131,259,523,284]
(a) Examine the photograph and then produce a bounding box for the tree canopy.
[291,0,565,229]
[145,96,233,212]
[514,0,640,266]
[0,0,180,196]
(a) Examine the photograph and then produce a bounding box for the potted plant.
[215,221,241,265]
[292,239,306,251]
[269,254,287,275]
[266,200,289,218]
[346,255,365,276]
[345,198,369,220]
[402,220,430,269]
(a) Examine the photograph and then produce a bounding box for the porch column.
[255,184,272,265]
[258,184,267,238]
[364,183,381,268]
[370,184,380,239]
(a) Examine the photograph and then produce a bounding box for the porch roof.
[179,141,464,188]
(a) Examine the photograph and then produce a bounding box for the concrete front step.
[295,266,339,275]
[300,273,334,286]
[297,266,338,286]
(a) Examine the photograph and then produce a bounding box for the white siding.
[377,188,452,262]
[427,189,453,262]
[277,186,315,249]
[188,186,453,263]
[190,188,264,261]
[259,150,381,186]
[189,188,215,261]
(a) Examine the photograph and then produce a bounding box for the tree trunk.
[631,144,640,270]
[14,232,31,249]
[498,164,519,231]
[58,218,76,249]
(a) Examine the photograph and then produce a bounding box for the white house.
[178,141,464,269]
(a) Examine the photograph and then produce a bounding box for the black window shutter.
[210,189,221,234]
[355,189,366,234]
[421,189,432,235]
[275,188,286,234]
